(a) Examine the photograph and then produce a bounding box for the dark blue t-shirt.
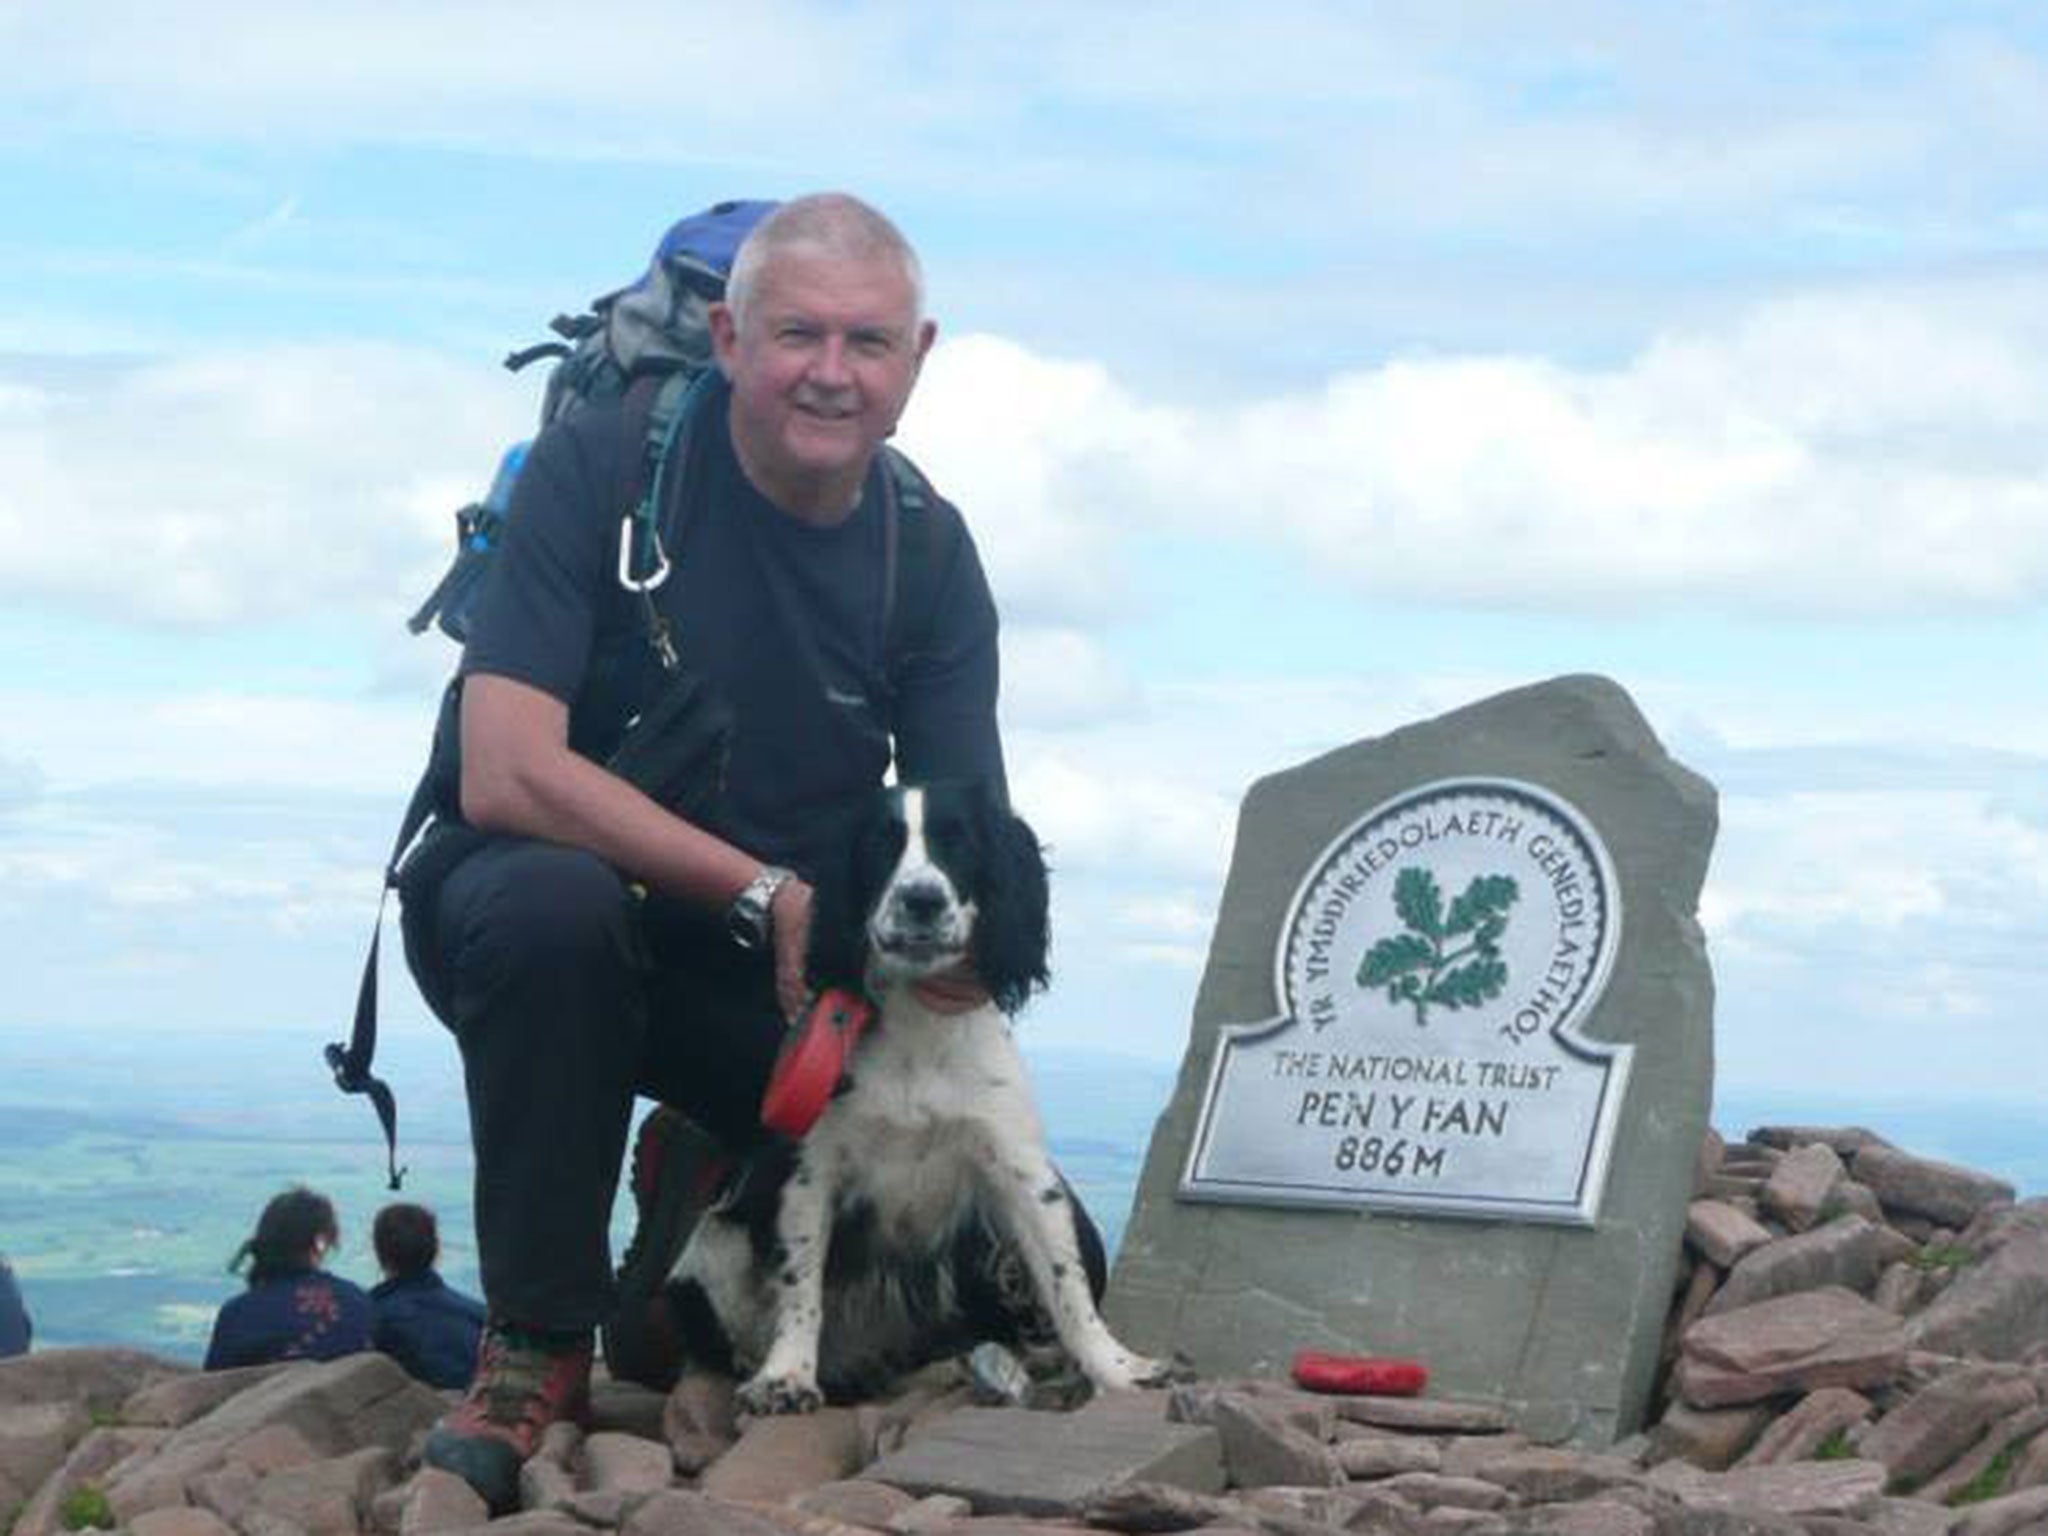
[370,1270,486,1390]
[203,1269,372,1370]
[462,378,1005,878]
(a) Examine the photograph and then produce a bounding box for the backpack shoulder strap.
[878,447,958,678]
[323,696,453,1191]
[617,369,718,669]
[617,370,699,557]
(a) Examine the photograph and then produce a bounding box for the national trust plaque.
[1182,777,1630,1224]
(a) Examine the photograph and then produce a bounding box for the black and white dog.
[665,780,1167,1413]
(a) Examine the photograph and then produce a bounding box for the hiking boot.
[421,1323,592,1514]
[602,1104,730,1391]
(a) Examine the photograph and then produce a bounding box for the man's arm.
[461,672,815,1020]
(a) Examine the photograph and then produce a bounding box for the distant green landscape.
[4,1023,2040,1365]
[0,1026,1166,1363]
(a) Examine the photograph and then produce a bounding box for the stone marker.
[1107,675,1716,1446]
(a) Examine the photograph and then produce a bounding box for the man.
[403,194,1029,1510]
[369,1202,487,1390]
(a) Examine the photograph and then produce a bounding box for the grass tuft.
[1812,1428,1856,1461]
[1913,1242,1974,1271]
[1949,1446,2019,1507]
[58,1484,114,1533]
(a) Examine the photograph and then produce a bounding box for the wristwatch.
[726,865,794,950]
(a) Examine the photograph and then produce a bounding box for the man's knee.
[441,840,642,1001]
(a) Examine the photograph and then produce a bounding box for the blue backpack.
[407,198,778,644]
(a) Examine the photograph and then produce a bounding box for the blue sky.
[2,3,2045,1122]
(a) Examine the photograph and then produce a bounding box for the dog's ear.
[805,802,878,995]
[971,795,1050,1015]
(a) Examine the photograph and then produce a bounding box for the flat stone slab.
[1760,1143,1847,1233]
[696,1408,865,1504]
[0,1401,89,1500]
[1735,1387,1872,1467]
[103,1355,445,1521]
[1336,1395,1516,1434]
[1855,1362,2038,1487]
[1706,1215,1903,1317]
[1334,1429,1443,1477]
[121,1365,293,1429]
[1462,1446,1642,1502]
[1950,1483,2048,1536]
[1750,1127,1892,1158]
[1909,1230,2048,1362]
[1648,1458,1888,1519]
[1650,1400,1772,1471]
[1686,1200,1774,1269]
[1852,1145,2014,1227]
[0,1348,187,1414]
[1210,1394,1342,1489]
[1678,1287,1907,1408]
[863,1396,1223,1518]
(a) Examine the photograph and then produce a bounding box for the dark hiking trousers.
[401,834,1110,1337]
[402,836,783,1331]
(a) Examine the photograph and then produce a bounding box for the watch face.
[729,898,764,947]
[730,868,788,949]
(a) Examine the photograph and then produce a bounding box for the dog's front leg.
[983,1141,1170,1394]
[735,1149,834,1415]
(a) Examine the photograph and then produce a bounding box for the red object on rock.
[759,987,874,1138]
[1291,1350,1429,1396]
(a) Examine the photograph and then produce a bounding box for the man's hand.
[771,878,816,1025]
[912,961,991,1015]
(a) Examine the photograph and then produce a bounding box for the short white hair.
[724,192,926,329]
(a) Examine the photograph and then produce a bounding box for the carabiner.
[616,515,671,593]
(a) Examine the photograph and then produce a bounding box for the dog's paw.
[1088,1347,1175,1393]
[736,1370,824,1416]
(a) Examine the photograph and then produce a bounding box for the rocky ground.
[4,1125,2046,1536]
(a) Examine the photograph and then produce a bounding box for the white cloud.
[1704,791,1966,939]
[9,268,2045,635]
[1000,625,1140,730]
[0,687,435,795]
[1118,894,1218,940]
[1009,750,1236,884]
[0,753,43,812]
[905,275,2048,619]
[9,5,2042,257]
[903,337,1160,623]
[1104,893,1218,974]
[0,346,523,627]
[999,668,1546,884]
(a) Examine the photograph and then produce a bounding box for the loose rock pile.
[3,1126,2044,1536]
[1641,1124,2048,1532]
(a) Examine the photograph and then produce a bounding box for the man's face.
[710,244,937,521]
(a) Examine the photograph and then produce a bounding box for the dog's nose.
[894,881,949,926]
